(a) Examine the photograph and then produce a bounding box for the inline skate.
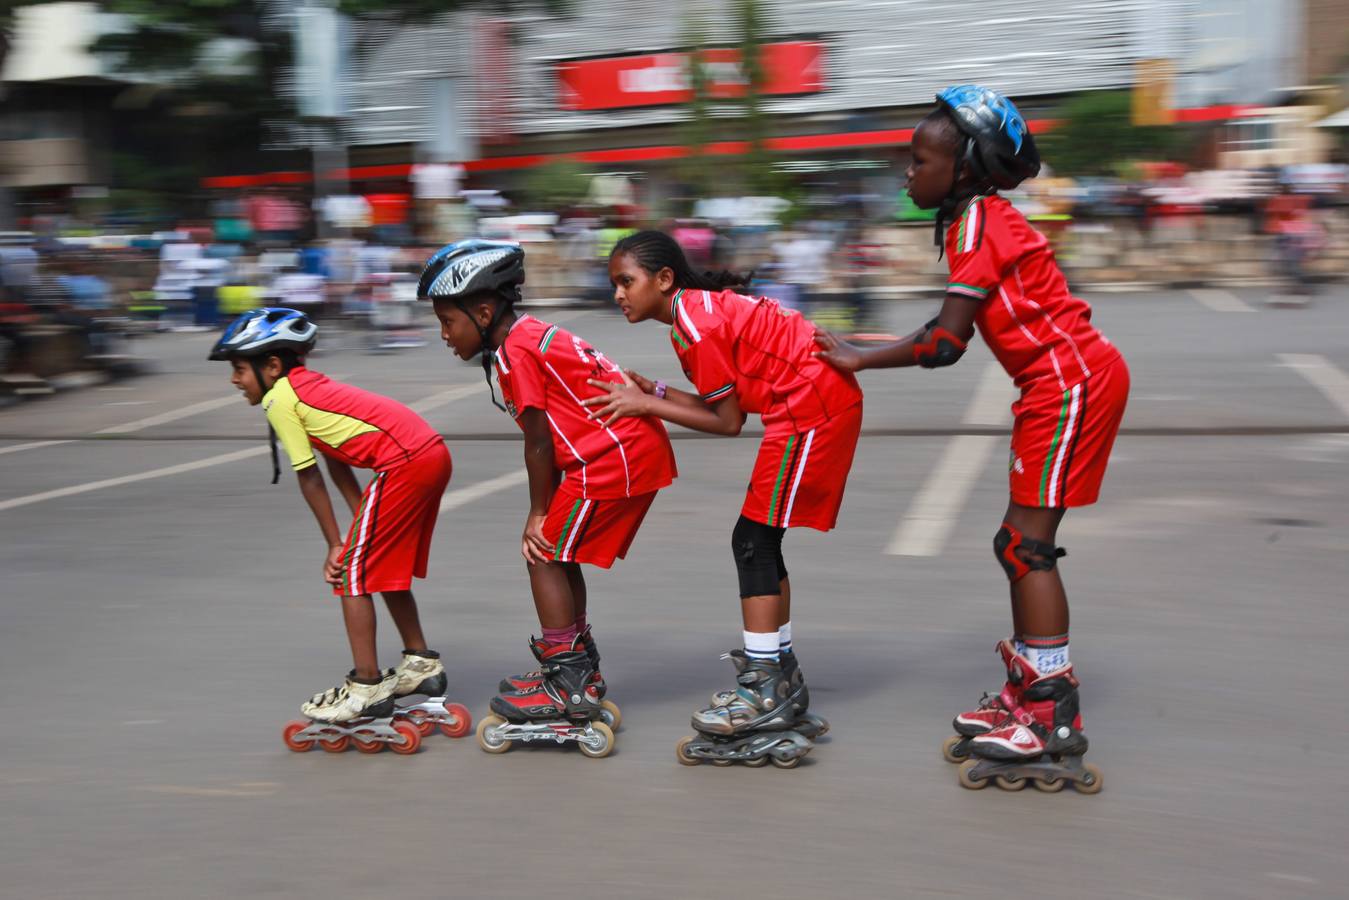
[476,636,615,758]
[283,670,420,755]
[389,649,473,739]
[677,656,813,768]
[497,627,620,728]
[956,654,1101,794]
[941,639,1024,763]
[709,649,829,738]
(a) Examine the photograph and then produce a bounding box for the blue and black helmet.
[936,84,1041,191]
[417,239,524,304]
[208,307,317,361]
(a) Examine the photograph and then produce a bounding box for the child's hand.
[624,370,656,394]
[522,514,552,566]
[583,371,649,426]
[812,327,864,372]
[324,544,345,586]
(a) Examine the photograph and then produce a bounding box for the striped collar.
[669,288,686,322]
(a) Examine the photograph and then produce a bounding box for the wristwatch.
[654,380,667,400]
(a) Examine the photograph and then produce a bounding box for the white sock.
[743,630,780,661]
[1023,634,1070,673]
[778,621,793,654]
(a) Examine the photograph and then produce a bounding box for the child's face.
[608,252,672,323]
[906,120,960,210]
[229,358,275,406]
[432,298,486,359]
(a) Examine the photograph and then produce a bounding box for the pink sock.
[542,624,578,645]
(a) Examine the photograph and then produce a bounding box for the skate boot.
[710,649,829,738]
[942,639,1024,763]
[496,628,619,728]
[677,657,813,768]
[476,636,615,758]
[283,671,420,755]
[957,660,1102,794]
[389,649,472,739]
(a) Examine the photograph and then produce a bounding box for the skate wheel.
[319,735,350,753]
[742,755,770,768]
[769,754,801,769]
[957,759,989,790]
[578,721,615,759]
[388,721,421,755]
[1074,763,1104,795]
[282,721,315,753]
[438,702,473,739]
[1033,776,1067,793]
[599,699,622,731]
[941,735,970,764]
[710,758,734,767]
[675,735,701,767]
[995,774,1027,791]
[476,714,512,754]
[405,708,434,736]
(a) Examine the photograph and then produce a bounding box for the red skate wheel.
[319,735,350,753]
[404,708,434,736]
[438,702,472,739]
[283,721,315,753]
[388,721,421,755]
[352,731,385,754]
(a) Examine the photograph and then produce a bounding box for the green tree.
[1040,90,1188,177]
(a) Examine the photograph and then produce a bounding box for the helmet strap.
[458,298,509,413]
[249,357,282,484]
[934,137,982,258]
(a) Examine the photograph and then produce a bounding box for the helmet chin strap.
[460,298,509,413]
[249,357,281,484]
[934,137,982,257]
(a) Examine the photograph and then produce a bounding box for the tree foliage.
[1039,90,1189,177]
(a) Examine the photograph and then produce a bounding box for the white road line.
[438,469,528,514]
[408,384,481,414]
[1188,288,1255,313]
[0,439,74,457]
[887,363,1011,557]
[1278,353,1349,419]
[0,446,267,512]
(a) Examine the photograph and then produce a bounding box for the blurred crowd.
[3,160,1349,392]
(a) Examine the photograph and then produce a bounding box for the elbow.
[722,417,744,437]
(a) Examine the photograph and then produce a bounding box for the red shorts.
[335,442,452,596]
[1009,360,1129,508]
[742,403,863,531]
[544,485,658,569]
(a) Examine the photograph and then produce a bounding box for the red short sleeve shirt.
[669,288,862,435]
[945,195,1121,390]
[495,315,676,499]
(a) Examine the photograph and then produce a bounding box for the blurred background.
[0,0,1347,389]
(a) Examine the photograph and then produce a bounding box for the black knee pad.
[993,521,1066,583]
[731,515,786,598]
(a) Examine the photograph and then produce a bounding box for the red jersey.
[263,367,442,473]
[945,195,1121,390]
[495,315,676,500]
[669,288,862,434]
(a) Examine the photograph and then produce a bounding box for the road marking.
[887,363,1013,557]
[439,469,528,514]
[0,439,74,457]
[1278,353,1349,419]
[1265,873,1318,885]
[0,446,266,512]
[408,383,481,414]
[1188,288,1255,313]
[94,394,244,434]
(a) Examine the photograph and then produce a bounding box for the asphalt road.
[2,286,1347,899]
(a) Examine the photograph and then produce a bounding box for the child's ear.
[656,266,675,292]
[474,302,496,328]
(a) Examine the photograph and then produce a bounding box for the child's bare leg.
[565,563,587,626]
[340,594,380,680]
[1001,502,1069,636]
[529,560,578,630]
[381,589,428,652]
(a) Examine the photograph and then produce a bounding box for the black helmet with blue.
[417,240,526,412]
[208,307,317,361]
[935,84,1040,192]
[209,308,318,484]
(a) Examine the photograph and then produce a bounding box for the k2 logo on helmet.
[431,248,516,296]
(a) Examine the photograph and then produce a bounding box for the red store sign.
[558,40,825,111]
